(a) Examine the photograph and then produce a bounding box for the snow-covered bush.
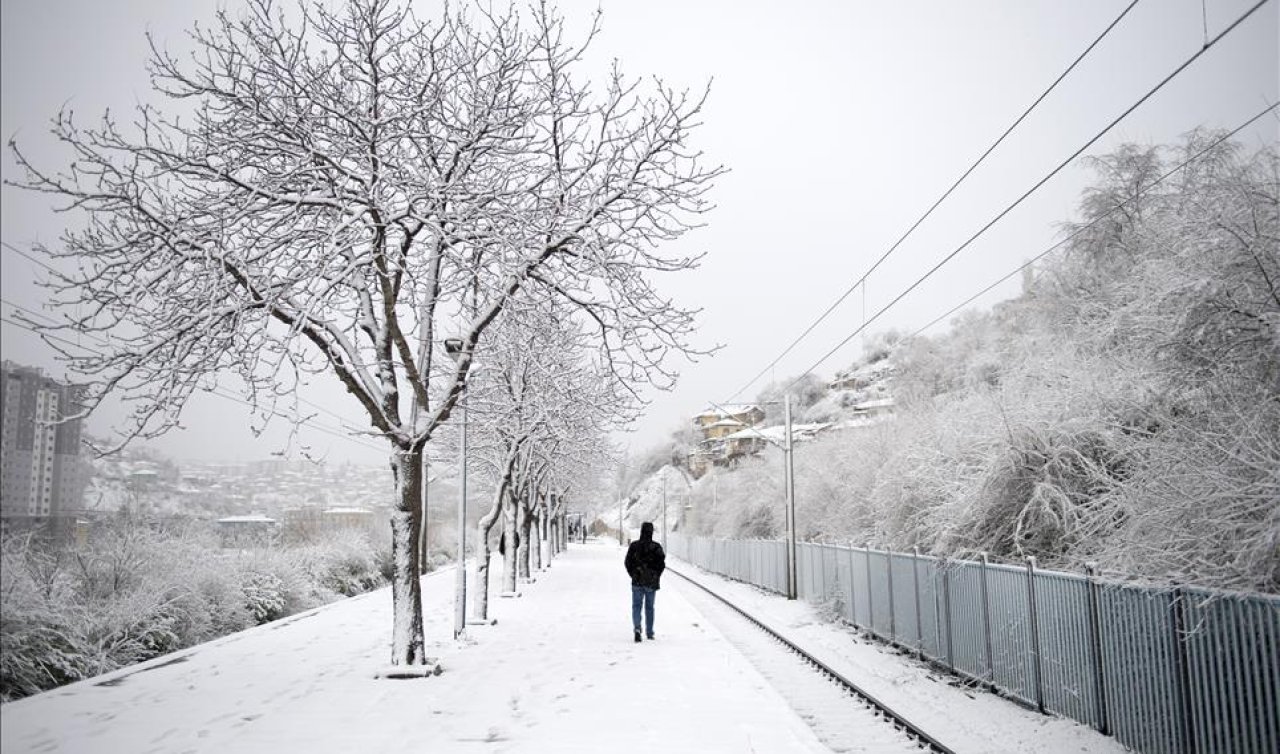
[1,519,392,702]
[238,570,290,624]
[293,529,386,598]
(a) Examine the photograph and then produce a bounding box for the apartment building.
[0,361,87,523]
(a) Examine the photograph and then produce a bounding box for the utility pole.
[784,394,798,600]
[662,469,668,545]
[454,394,468,637]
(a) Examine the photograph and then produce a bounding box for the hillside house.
[692,405,765,439]
[282,505,379,543]
[216,514,279,548]
[689,404,766,476]
[829,360,896,391]
[851,397,895,417]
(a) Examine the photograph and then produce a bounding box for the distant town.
[1,360,400,546]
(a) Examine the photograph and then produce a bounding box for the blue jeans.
[631,585,656,636]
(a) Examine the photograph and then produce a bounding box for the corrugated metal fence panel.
[1183,589,1280,754]
[946,561,988,682]
[916,555,943,660]
[773,540,788,595]
[1034,571,1098,726]
[985,562,1036,705]
[1100,584,1181,754]
[851,546,871,627]
[822,544,843,605]
[889,552,919,648]
[796,542,814,601]
[815,542,828,600]
[869,549,893,638]
[833,545,856,624]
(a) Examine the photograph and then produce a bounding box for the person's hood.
[640,522,654,540]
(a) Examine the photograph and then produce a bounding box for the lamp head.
[443,338,464,359]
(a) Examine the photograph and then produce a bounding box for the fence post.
[980,552,994,684]
[912,547,924,657]
[1026,556,1046,714]
[943,558,955,668]
[1170,587,1195,754]
[933,558,945,664]
[865,544,876,638]
[1084,563,1110,735]
[886,550,897,642]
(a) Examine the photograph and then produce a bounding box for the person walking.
[624,521,665,642]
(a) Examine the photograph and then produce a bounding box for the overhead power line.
[774,0,1272,397]
[726,0,1143,402]
[907,100,1279,341]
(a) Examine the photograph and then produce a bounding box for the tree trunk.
[502,491,518,593]
[389,447,427,665]
[538,503,550,569]
[531,504,543,571]
[472,488,502,621]
[516,496,532,581]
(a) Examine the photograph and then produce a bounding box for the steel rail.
[669,565,957,754]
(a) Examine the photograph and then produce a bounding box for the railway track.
[669,566,956,754]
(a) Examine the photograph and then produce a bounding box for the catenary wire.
[773,0,1272,397]
[906,100,1279,341]
[725,0,1143,403]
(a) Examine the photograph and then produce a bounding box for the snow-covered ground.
[1,541,1126,753]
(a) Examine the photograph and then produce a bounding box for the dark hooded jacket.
[625,522,666,589]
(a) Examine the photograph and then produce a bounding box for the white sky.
[2,0,1277,467]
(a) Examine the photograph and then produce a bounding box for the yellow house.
[691,405,764,440]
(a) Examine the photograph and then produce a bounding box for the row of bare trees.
[459,306,625,622]
[12,0,720,664]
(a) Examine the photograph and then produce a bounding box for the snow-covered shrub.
[0,535,94,701]
[291,529,390,598]
[1,515,395,701]
[0,615,95,702]
[167,571,254,642]
[238,570,289,624]
[962,422,1127,559]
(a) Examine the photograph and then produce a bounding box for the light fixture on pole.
[443,337,468,639]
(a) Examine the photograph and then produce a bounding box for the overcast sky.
[2,0,1277,467]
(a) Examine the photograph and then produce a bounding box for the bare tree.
[10,0,720,664]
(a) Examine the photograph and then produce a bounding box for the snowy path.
[1,541,1126,753]
[1,542,828,753]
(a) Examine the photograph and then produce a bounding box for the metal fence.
[667,535,1280,754]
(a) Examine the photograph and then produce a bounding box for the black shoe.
[634,630,641,643]
[647,633,655,640]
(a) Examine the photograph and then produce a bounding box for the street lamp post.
[661,470,668,545]
[444,338,468,639]
[783,394,798,600]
